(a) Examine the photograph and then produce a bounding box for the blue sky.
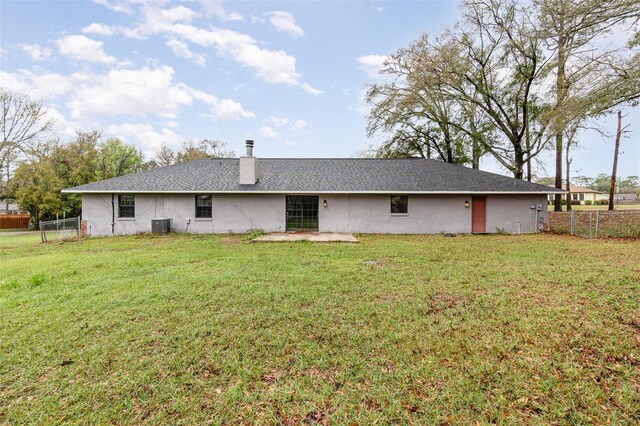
[1,0,638,178]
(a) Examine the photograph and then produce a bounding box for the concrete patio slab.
[253,232,358,243]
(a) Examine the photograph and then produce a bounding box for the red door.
[471,196,486,233]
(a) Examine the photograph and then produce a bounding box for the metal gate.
[286,196,319,231]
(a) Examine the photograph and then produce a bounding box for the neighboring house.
[546,184,607,204]
[0,201,24,215]
[63,141,562,236]
[615,193,637,204]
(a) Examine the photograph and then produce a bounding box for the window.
[118,195,135,218]
[572,193,579,201]
[390,195,408,214]
[195,195,212,218]
[579,193,584,201]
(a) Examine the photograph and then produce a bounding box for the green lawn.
[1,233,639,424]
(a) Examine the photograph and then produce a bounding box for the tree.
[608,111,626,209]
[175,139,235,163]
[10,160,64,223]
[1,89,54,211]
[155,144,176,167]
[95,138,144,181]
[366,0,554,178]
[535,0,640,211]
[366,35,494,166]
[149,140,235,166]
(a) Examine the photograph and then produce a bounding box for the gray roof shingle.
[62,158,563,194]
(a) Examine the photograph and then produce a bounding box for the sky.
[1,0,638,179]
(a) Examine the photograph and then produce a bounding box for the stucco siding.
[82,193,285,236]
[318,194,471,234]
[83,193,548,236]
[485,195,547,233]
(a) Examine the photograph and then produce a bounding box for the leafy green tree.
[11,160,63,223]
[95,138,143,181]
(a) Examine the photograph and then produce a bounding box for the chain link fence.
[548,210,640,239]
[39,217,81,242]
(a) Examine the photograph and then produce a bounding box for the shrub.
[561,199,567,205]
[600,199,609,205]
[585,200,592,205]
[246,228,265,240]
[570,200,581,206]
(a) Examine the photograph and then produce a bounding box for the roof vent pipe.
[245,140,254,157]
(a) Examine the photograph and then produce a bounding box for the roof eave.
[62,189,565,195]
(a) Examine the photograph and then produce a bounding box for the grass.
[1,233,639,424]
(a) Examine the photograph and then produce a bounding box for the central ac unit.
[151,218,172,234]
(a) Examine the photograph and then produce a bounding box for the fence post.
[77,216,81,238]
[589,212,593,239]
[39,220,45,242]
[570,210,575,235]
[595,211,600,239]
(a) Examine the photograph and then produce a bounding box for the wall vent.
[151,218,172,234]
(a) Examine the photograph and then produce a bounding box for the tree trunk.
[5,161,9,213]
[526,110,532,182]
[566,142,572,212]
[554,33,566,212]
[514,149,525,180]
[472,137,480,169]
[609,111,622,211]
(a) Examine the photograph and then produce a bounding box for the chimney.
[239,140,258,185]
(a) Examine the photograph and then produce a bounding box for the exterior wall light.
[464,200,470,208]
[323,200,328,208]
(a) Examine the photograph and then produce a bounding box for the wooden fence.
[0,214,32,230]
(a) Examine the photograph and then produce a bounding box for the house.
[0,201,24,215]
[546,184,607,204]
[62,141,562,236]
[615,193,637,204]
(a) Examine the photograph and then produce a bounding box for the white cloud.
[0,70,73,99]
[257,126,279,139]
[93,2,319,94]
[123,4,199,39]
[3,66,253,122]
[289,119,311,132]
[57,35,117,64]
[81,22,115,36]
[356,54,388,79]
[93,0,139,15]
[264,116,289,127]
[200,0,243,21]
[182,85,254,120]
[67,66,192,120]
[106,122,183,155]
[266,11,304,37]
[166,38,206,66]
[169,24,321,93]
[20,43,52,61]
[46,106,80,138]
[161,120,179,128]
[300,82,323,95]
